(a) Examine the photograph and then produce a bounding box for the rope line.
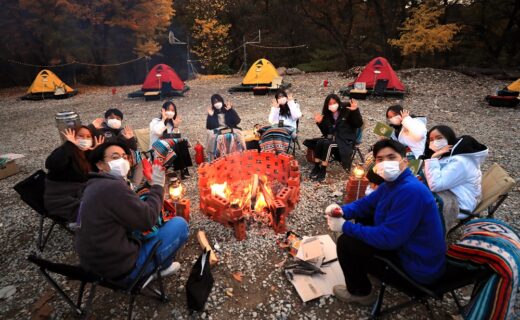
[5,56,146,68]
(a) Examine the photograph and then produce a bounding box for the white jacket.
[391,116,427,158]
[424,138,489,212]
[268,100,302,129]
[149,118,177,146]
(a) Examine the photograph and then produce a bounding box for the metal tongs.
[284,258,326,276]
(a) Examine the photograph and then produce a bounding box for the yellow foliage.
[189,0,231,71]
[389,2,461,57]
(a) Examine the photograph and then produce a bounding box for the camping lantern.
[352,164,365,180]
[169,177,185,201]
[55,111,81,143]
[344,164,369,204]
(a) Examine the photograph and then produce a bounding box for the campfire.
[198,151,300,240]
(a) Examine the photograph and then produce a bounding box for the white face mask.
[328,103,339,113]
[77,138,92,149]
[429,138,448,152]
[278,97,288,105]
[213,102,223,109]
[388,115,402,126]
[107,118,122,129]
[374,160,402,182]
[107,158,130,178]
[165,111,175,119]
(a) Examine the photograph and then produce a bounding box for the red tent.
[142,64,185,91]
[349,57,405,91]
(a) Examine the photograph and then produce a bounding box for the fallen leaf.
[232,272,243,282]
[225,288,234,297]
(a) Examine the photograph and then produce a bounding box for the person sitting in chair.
[44,126,104,222]
[326,139,446,306]
[303,94,363,182]
[385,105,427,159]
[149,101,193,179]
[88,108,137,151]
[268,89,302,129]
[422,125,488,218]
[205,94,245,160]
[75,142,189,285]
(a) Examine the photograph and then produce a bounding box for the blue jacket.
[341,169,446,284]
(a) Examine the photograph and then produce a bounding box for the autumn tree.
[389,2,461,67]
[188,0,232,73]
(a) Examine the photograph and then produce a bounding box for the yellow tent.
[506,79,520,92]
[242,59,280,86]
[26,69,74,95]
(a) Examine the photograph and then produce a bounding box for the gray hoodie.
[75,173,163,278]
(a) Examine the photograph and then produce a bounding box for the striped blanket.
[213,132,244,160]
[258,126,295,154]
[447,219,520,320]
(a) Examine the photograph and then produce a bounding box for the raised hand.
[207,106,214,116]
[432,145,452,159]
[314,113,324,123]
[272,98,279,108]
[122,125,134,139]
[92,135,105,149]
[161,108,168,121]
[346,98,358,111]
[62,128,77,145]
[173,115,182,127]
[225,101,233,110]
[400,109,410,119]
[287,93,294,101]
[92,118,104,129]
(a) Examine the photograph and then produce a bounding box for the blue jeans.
[121,217,189,286]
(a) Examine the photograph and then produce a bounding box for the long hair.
[160,100,178,126]
[423,125,458,159]
[321,94,345,122]
[274,89,291,118]
[210,94,227,113]
[65,125,94,175]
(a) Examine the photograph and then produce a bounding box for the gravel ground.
[0,69,518,320]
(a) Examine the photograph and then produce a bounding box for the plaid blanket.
[447,219,520,320]
[258,126,295,154]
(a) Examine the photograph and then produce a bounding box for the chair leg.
[38,216,45,251]
[450,290,464,315]
[77,281,87,308]
[487,194,508,217]
[82,283,97,320]
[371,282,386,318]
[39,219,57,252]
[127,295,136,320]
[39,269,83,316]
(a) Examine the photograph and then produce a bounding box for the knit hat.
[104,108,124,120]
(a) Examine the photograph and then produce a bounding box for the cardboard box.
[0,161,20,180]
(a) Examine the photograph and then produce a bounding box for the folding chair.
[28,240,169,320]
[448,163,515,234]
[160,81,173,98]
[287,120,301,156]
[134,128,151,156]
[369,255,491,319]
[211,127,244,161]
[13,170,73,251]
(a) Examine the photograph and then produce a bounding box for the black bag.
[13,170,48,215]
[186,249,214,311]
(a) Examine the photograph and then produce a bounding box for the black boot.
[182,168,190,177]
[315,166,327,182]
[309,163,320,178]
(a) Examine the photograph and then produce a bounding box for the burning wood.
[198,151,301,240]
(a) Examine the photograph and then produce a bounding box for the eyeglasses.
[104,153,129,161]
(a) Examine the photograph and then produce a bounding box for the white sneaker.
[142,262,181,288]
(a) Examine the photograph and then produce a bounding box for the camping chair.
[324,126,365,168]
[369,255,491,319]
[160,81,173,98]
[211,127,244,161]
[286,120,301,156]
[13,170,73,251]
[373,79,389,96]
[447,163,515,234]
[27,240,168,320]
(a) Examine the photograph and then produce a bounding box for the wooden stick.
[197,230,218,266]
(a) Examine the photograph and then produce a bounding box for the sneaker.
[143,262,181,288]
[333,285,377,306]
[314,166,327,182]
[309,165,320,178]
